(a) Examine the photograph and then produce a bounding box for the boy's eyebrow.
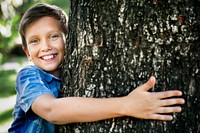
[26,34,38,40]
[26,30,64,40]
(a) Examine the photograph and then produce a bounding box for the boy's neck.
[49,67,61,77]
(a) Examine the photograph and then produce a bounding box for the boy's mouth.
[40,54,57,61]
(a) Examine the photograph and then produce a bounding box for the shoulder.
[17,65,60,83]
[18,65,40,74]
[16,65,44,82]
[17,65,38,80]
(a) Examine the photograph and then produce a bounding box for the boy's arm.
[31,76,185,124]
[32,94,124,124]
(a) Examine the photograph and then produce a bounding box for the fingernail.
[181,99,185,104]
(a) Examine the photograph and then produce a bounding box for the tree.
[58,0,200,132]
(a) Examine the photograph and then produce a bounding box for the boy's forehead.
[29,16,61,28]
[25,16,63,36]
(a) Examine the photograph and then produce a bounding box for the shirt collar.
[33,65,61,83]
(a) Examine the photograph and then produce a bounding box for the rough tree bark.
[57,0,200,132]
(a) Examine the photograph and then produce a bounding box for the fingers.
[157,106,182,114]
[149,106,182,121]
[153,90,183,99]
[149,98,184,121]
[139,76,156,91]
[150,114,173,121]
[129,76,185,121]
[159,98,185,107]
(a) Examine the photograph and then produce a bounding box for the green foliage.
[0,2,21,63]
[0,108,14,125]
[0,70,17,97]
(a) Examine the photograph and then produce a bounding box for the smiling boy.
[9,3,185,133]
[24,16,65,77]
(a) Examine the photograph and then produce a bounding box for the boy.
[9,3,185,133]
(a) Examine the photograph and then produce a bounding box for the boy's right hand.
[122,76,185,121]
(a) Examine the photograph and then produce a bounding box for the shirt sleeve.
[16,66,53,113]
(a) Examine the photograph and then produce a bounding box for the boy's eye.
[49,34,59,40]
[29,39,39,45]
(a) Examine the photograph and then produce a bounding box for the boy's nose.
[41,40,52,52]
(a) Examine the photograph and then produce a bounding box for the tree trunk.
[57,0,200,132]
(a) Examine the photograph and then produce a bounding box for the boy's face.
[23,16,65,76]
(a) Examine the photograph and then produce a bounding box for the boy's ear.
[23,47,31,61]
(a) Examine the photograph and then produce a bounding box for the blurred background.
[0,0,69,132]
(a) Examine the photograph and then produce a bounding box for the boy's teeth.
[43,55,54,60]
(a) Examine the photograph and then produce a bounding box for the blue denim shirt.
[8,65,61,133]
